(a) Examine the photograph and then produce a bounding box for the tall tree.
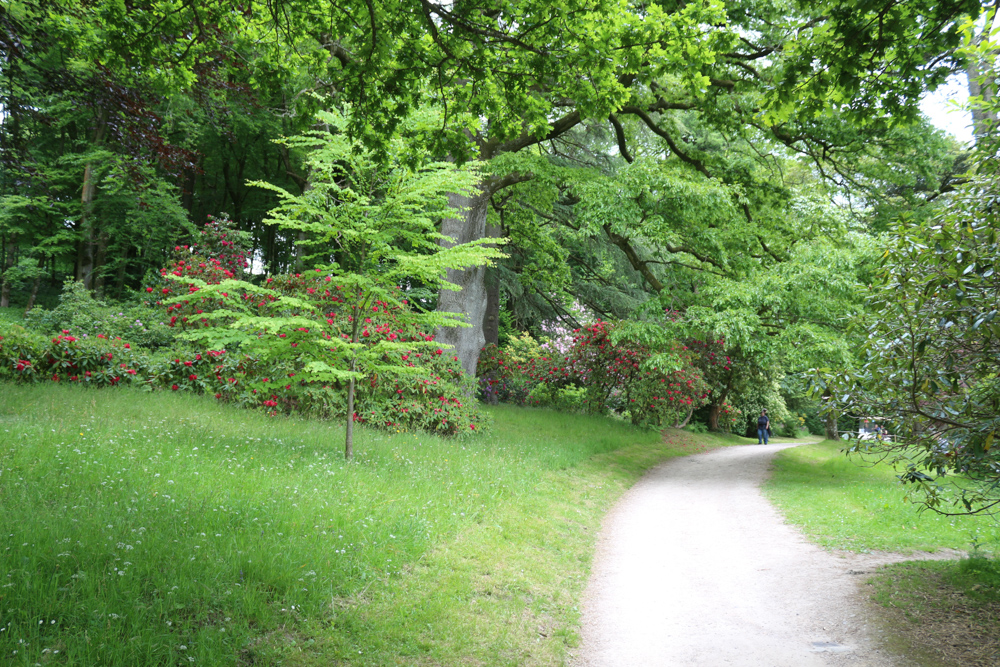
[262,0,979,375]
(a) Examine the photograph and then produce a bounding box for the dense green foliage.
[0,0,990,483]
[820,21,1000,515]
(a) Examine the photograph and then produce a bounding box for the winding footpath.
[573,442,944,667]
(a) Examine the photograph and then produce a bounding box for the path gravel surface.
[573,442,953,667]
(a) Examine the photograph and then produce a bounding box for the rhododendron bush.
[158,268,487,437]
[0,325,138,386]
[476,331,547,405]
[158,109,503,457]
[478,319,710,428]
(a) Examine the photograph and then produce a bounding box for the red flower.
[171,384,179,391]
[189,374,197,381]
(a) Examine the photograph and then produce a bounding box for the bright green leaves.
[821,107,1000,512]
[764,0,978,127]
[254,108,505,287]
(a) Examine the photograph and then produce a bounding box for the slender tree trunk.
[180,157,201,213]
[674,407,694,429]
[24,276,41,313]
[115,246,130,294]
[345,304,361,461]
[93,229,110,295]
[0,232,17,308]
[345,373,356,461]
[436,189,492,377]
[24,255,45,313]
[968,12,999,140]
[482,224,504,348]
[824,411,839,440]
[76,113,108,290]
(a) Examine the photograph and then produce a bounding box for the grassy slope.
[763,439,986,552]
[765,440,1000,667]
[0,383,748,666]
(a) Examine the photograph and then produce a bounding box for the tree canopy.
[0,0,989,440]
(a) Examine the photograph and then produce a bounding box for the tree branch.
[608,114,634,163]
[618,106,712,178]
[602,224,664,292]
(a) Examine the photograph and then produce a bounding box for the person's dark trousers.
[758,427,768,444]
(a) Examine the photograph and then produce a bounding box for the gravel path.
[573,442,953,667]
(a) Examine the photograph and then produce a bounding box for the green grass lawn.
[0,383,745,666]
[766,439,1000,667]
[0,306,24,325]
[763,439,991,553]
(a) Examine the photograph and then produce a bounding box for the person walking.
[757,410,770,445]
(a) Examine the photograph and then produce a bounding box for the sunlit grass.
[2,383,722,665]
[763,440,994,552]
[0,307,23,325]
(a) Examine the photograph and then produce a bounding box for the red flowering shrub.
[477,320,710,428]
[475,333,548,405]
[144,263,487,434]
[149,215,250,331]
[0,325,138,386]
[685,337,733,386]
[560,320,710,427]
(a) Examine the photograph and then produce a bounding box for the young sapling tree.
[169,109,504,459]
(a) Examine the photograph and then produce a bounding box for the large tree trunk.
[707,402,722,432]
[436,189,492,377]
